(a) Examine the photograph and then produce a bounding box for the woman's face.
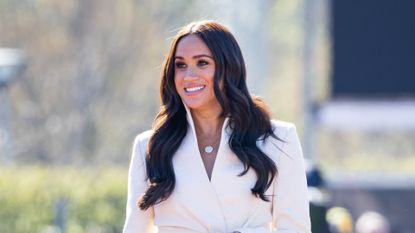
[174,35,220,113]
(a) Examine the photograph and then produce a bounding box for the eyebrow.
[174,54,214,60]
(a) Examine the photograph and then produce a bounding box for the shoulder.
[133,129,154,147]
[131,129,154,162]
[259,120,301,163]
[270,119,297,141]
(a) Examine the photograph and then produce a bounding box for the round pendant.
[204,145,214,153]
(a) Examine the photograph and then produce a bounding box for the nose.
[183,67,198,81]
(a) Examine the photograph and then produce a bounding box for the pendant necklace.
[204,145,214,153]
[203,134,221,154]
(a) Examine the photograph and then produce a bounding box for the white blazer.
[123,109,311,233]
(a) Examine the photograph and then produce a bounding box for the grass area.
[0,165,128,233]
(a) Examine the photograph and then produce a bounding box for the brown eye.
[175,62,186,69]
[198,60,209,67]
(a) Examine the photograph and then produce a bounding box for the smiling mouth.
[184,85,206,93]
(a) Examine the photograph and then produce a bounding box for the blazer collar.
[182,102,231,137]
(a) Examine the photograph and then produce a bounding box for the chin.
[183,101,204,110]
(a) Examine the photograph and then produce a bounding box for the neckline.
[183,103,229,182]
[183,103,230,140]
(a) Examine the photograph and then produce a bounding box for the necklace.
[202,133,221,154]
[204,145,214,153]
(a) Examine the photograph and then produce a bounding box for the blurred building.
[315,1,415,232]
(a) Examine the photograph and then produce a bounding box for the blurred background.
[0,0,414,232]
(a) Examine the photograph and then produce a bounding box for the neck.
[191,109,225,137]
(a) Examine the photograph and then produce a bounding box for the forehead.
[175,34,213,57]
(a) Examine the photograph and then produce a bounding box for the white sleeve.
[123,135,157,233]
[236,125,311,233]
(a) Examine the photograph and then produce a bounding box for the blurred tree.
[1,0,305,164]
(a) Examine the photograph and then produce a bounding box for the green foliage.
[0,0,314,165]
[0,166,127,233]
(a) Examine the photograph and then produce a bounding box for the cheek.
[205,69,216,84]
[207,69,217,82]
[174,74,181,90]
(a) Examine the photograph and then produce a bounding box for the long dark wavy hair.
[139,20,279,210]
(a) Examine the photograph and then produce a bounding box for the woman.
[123,20,311,233]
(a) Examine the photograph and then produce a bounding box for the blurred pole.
[0,48,26,163]
[54,198,68,233]
[302,0,318,160]
[0,88,14,162]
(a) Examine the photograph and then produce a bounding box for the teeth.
[185,85,205,93]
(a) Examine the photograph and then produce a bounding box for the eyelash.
[198,60,209,66]
[175,60,210,69]
[175,62,186,68]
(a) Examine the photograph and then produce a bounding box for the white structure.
[0,48,26,162]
